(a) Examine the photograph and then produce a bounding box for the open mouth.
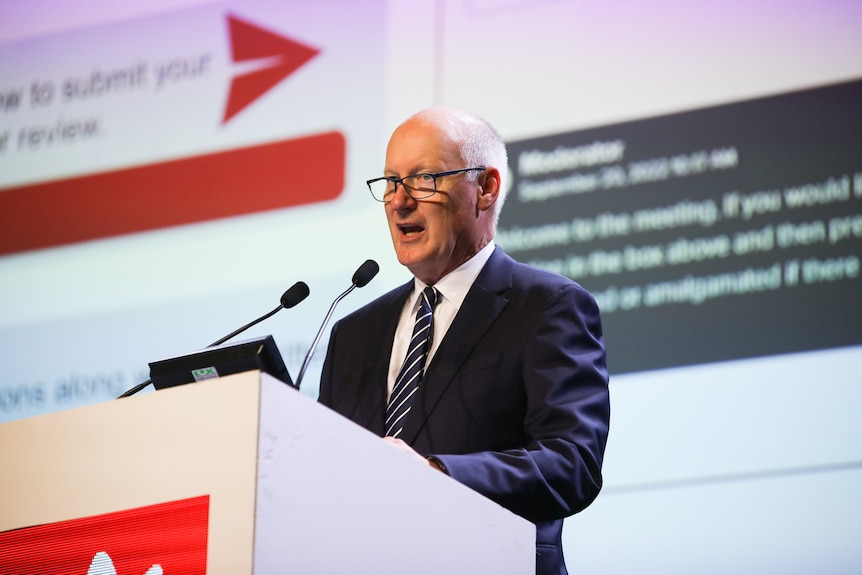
[398,224,425,237]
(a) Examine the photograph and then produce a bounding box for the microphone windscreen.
[281,281,310,308]
[352,259,379,288]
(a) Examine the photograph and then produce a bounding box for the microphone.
[117,281,310,399]
[208,281,310,347]
[352,259,379,288]
[294,260,379,391]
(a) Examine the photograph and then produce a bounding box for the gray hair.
[411,107,509,222]
[460,114,508,221]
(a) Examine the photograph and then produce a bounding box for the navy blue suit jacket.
[319,247,610,575]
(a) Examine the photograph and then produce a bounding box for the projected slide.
[498,79,862,373]
[0,13,348,255]
[0,1,389,422]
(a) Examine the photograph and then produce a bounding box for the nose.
[388,181,416,210]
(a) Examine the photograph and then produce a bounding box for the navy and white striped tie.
[385,286,439,438]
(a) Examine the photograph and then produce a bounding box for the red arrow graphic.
[222,13,320,123]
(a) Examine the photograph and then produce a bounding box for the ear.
[476,168,501,213]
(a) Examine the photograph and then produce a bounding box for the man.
[319,107,609,575]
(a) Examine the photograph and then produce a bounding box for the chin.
[396,253,423,270]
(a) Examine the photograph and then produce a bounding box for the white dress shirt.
[386,242,496,399]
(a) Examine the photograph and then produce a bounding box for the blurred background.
[1,1,860,572]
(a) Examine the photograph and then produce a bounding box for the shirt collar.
[412,242,495,309]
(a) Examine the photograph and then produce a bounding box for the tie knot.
[422,286,439,310]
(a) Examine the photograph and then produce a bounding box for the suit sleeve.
[431,282,610,524]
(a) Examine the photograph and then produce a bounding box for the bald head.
[381,107,508,284]
[395,107,508,218]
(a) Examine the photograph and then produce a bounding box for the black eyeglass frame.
[366,166,487,203]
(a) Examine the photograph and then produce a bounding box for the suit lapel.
[401,247,514,444]
[354,282,412,435]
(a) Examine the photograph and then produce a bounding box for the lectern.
[0,371,535,574]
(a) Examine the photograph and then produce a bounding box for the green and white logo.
[191,366,219,382]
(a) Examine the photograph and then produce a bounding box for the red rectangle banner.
[0,131,345,256]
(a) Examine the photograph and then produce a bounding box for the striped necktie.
[385,286,439,438]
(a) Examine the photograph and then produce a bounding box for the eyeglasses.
[366,167,486,203]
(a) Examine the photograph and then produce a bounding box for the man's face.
[382,117,490,285]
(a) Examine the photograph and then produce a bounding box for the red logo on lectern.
[0,495,209,575]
